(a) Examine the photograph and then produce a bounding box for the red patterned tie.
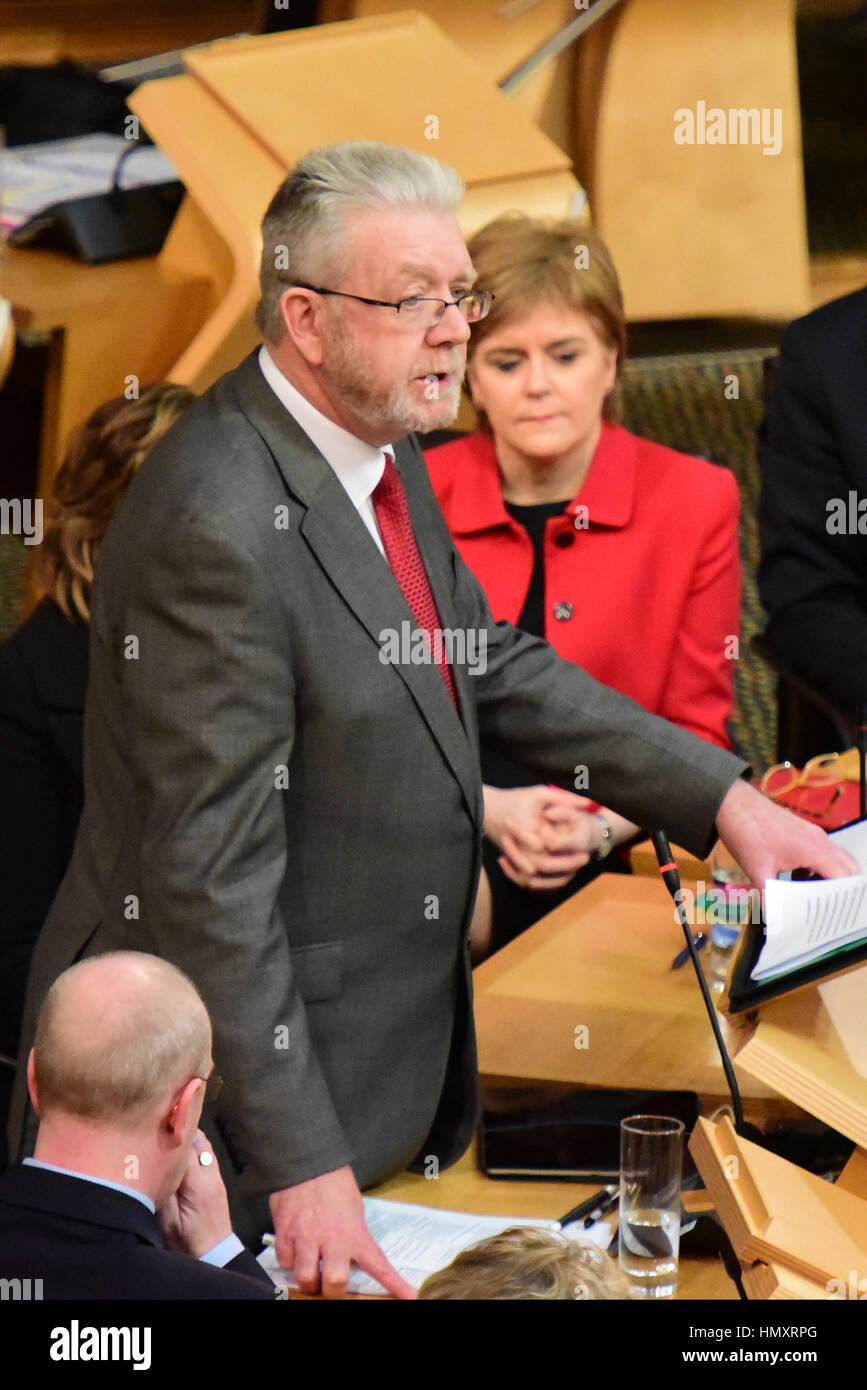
[372,453,458,708]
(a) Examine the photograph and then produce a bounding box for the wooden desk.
[0,242,212,498]
[289,1140,737,1300]
[473,873,803,1126]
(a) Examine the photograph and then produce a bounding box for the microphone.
[650,830,749,1138]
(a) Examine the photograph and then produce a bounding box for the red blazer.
[425,423,740,749]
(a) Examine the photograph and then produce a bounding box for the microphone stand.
[650,832,771,1301]
[498,0,626,96]
[651,830,747,1137]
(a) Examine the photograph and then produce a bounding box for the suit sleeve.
[656,468,741,749]
[449,548,747,858]
[115,513,353,1193]
[759,320,867,714]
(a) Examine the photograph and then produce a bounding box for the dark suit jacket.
[0,600,87,1055]
[759,286,867,714]
[0,1164,274,1299]
[9,349,746,1239]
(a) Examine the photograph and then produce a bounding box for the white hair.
[255,140,464,342]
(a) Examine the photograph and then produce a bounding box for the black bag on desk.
[9,181,185,264]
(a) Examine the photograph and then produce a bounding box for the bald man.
[0,952,275,1299]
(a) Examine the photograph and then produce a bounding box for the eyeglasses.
[169,1070,223,1119]
[291,281,495,326]
[199,1072,223,1106]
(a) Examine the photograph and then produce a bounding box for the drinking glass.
[618,1114,684,1298]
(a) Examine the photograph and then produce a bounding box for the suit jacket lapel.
[228,352,482,827]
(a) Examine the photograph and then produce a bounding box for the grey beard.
[321,325,464,438]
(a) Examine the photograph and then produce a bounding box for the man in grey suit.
[10,141,855,1299]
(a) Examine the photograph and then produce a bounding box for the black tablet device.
[479,1082,700,1184]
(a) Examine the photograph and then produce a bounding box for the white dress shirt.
[258,344,394,556]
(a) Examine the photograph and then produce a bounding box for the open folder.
[723,818,867,1014]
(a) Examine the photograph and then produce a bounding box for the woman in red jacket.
[425,215,741,957]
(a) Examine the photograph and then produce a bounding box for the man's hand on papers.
[716,776,861,886]
[269,1164,418,1299]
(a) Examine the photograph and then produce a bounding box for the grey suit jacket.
[10,349,746,1215]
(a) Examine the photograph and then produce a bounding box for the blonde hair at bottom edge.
[417,1224,637,1300]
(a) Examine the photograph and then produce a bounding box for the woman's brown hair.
[26,383,195,623]
[466,213,627,426]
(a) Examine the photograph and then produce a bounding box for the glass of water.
[618,1114,684,1298]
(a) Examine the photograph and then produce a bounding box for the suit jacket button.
[553,601,574,621]
[553,530,575,548]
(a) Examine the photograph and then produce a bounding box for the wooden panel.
[742,1261,829,1300]
[811,253,867,310]
[460,169,583,239]
[733,969,867,1148]
[575,0,810,320]
[324,0,582,162]
[691,1115,867,1288]
[129,69,285,390]
[837,1147,867,1201]
[185,14,572,186]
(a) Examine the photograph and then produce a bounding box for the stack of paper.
[258,1195,612,1296]
[752,819,867,984]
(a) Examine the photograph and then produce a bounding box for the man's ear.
[164,1077,204,1146]
[26,1050,41,1116]
[277,288,326,367]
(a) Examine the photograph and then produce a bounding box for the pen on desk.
[583,1189,620,1228]
[671,931,708,971]
[558,1185,617,1227]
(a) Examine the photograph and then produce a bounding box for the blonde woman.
[0,385,194,1068]
[425,216,741,956]
[418,1225,634,1300]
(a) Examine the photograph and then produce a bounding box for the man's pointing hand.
[270,1164,417,1299]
